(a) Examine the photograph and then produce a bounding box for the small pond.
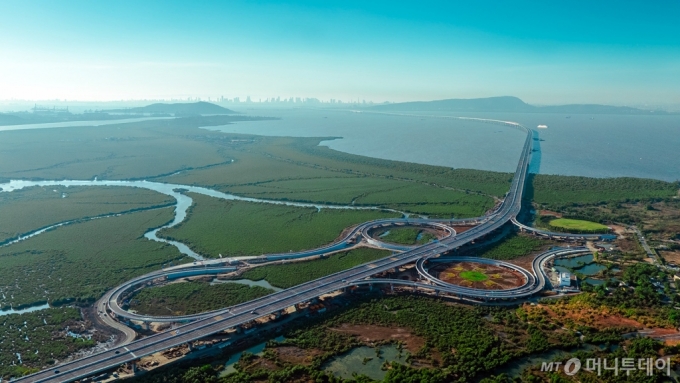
[220,335,286,376]
[583,278,606,286]
[554,254,606,276]
[323,344,408,381]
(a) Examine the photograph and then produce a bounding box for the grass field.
[549,218,610,233]
[0,116,269,180]
[531,174,679,207]
[158,193,400,258]
[240,247,390,289]
[0,118,504,218]
[158,135,502,217]
[459,270,488,282]
[0,208,188,309]
[0,115,675,216]
[0,186,173,243]
[475,233,548,260]
[379,227,436,245]
[0,307,96,380]
[129,281,274,316]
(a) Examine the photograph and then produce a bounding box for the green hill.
[372,96,667,115]
[104,101,235,115]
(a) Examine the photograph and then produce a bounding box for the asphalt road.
[18,119,537,383]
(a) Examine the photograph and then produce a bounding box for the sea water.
[206,108,680,181]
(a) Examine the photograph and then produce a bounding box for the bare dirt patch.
[527,303,641,328]
[431,261,525,290]
[276,346,323,366]
[539,210,562,218]
[616,237,645,256]
[664,338,680,346]
[506,254,537,273]
[330,324,425,353]
[452,225,474,233]
[82,305,122,344]
[660,250,680,265]
[242,357,280,373]
[527,303,677,333]
[609,224,628,237]
[646,328,679,337]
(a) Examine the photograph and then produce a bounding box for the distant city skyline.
[1,1,678,106]
[2,96,678,111]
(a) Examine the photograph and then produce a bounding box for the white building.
[559,272,572,287]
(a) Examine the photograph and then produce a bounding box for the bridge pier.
[17,122,540,382]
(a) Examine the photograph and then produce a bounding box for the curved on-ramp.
[511,217,611,241]
[18,117,546,383]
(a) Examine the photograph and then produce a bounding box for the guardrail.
[18,117,542,383]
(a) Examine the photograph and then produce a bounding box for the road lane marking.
[19,127,529,380]
[124,347,137,358]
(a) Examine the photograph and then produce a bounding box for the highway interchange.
[18,119,609,382]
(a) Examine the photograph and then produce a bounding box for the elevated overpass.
[511,217,614,241]
[18,119,547,383]
[413,247,588,300]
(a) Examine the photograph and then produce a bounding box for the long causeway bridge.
[19,119,594,383]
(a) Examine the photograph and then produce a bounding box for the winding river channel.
[0,179,400,261]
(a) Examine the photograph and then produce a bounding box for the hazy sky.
[1,0,679,105]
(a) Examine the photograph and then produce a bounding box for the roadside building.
[559,272,572,288]
[594,242,616,252]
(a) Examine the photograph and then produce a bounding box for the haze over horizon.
[1,0,679,106]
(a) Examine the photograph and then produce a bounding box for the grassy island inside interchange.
[0,115,679,382]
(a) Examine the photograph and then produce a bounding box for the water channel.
[0,179,400,261]
[0,117,173,132]
[0,303,51,317]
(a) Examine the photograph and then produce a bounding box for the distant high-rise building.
[32,105,70,115]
